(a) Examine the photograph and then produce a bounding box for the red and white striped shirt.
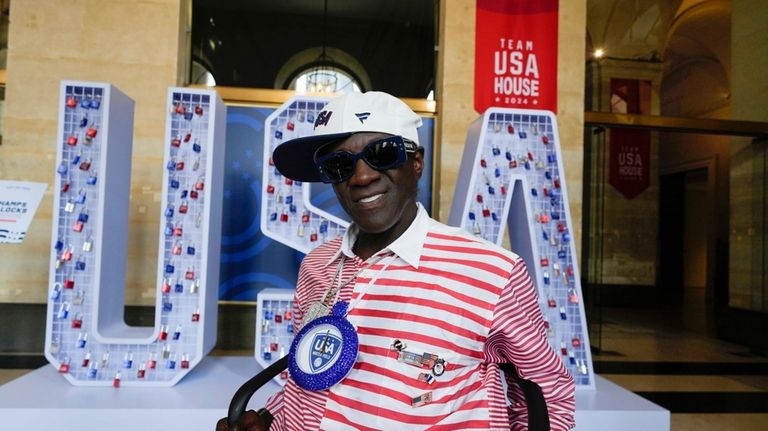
[266,205,575,430]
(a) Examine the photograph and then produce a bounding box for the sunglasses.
[314,135,418,184]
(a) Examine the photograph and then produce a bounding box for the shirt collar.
[324,203,429,268]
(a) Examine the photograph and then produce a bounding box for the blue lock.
[531,188,538,197]
[79,117,88,128]
[86,173,97,185]
[488,186,495,195]
[468,211,476,221]
[165,223,174,237]
[492,147,501,156]
[175,282,184,293]
[75,190,86,204]
[184,112,194,121]
[186,245,196,255]
[524,161,531,170]
[167,160,176,171]
[505,151,513,161]
[274,130,283,139]
[547,154,557,164]
[57,162,68,176]
[165,263,175,274]
[162,300,173,312]
[289,203,297,213]
[192,142,201,153]
[72,153,81,165]
[170,177,180,189]
[180,190,188,199]
[80,99,92,109]
[165,206,174,218]
[90,99,101,109]
[55,239,64,251]
[558,250,567,259]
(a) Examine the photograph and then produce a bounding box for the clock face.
[295,323,344,374]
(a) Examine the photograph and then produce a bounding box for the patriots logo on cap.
[309,332,343,373]
[355,112,371,123]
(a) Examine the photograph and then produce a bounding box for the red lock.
[82,354,90,367]
[507,124,514,134]
[175,103,186,115]
[476,194,483,203]
[547,297,557,308]
[543,187,549,196]
[58,361,70,373]
[190,190,199,199]
[184,133,192,143]
[268,157,274,166]
[284,310,292,320]
[67,135,78,146]
[500,185,507,195]
[270,341,278,351]
[301,212,310,223]
[162,279,172,293]
[185,268,195,280]
[178,201,188,214]
[171,138,181,147]
[286,121,295,131]
[181,359,190,369]
[539,213,550,224]
[159,326,168,341]
[113,373,121,388]
[554,179,561,189]
[73,221,84,232]
[192,309,200,322]
[62,247,73,261]
[79,160,91,171]
[275,314,283,323]
[527,151,534,161]
[280,210,289,222]
[61,181,71,193]
[509,160,518,169]
[540,258,549,267]
[176,161,185,171]
[285,178,293,186]
[572,337,581,348]
[174,225,183,236]
[542,135,550,144]
[566,266,574,276]
[280,370,289,380]
[195,177,205,190]
[172,243,182,255]
[482,207,491,218]
[71,316,83,329]
[66,97,77,108]
[194,105,203,116]
[64,278,75,289]
[147,358,157,369]
[86,128,97,139]
[480,159,487,168]
[266,184,275,194]
[137,368,146,378]
[557,223,566,233]
[569,289,579,304]
[310,231,318,242]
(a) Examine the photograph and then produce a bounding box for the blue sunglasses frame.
[314,135,418,184]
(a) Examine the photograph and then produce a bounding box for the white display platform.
[0,356,668,431]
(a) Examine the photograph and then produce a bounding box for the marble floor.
[2,296,766,430]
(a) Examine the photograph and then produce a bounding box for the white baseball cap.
[273,91,422,182]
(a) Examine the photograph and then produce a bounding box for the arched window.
[289,66,361,94]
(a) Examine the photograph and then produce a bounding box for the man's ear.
[412,147,425,180]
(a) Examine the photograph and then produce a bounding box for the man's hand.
[215,409,266,431]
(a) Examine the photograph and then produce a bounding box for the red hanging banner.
[609,79,651,199]
[474,0,559,113]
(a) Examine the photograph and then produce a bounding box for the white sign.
[0,180,47,243]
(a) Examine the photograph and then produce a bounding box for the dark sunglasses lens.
[320,152,355,182]
[364,139,403,169]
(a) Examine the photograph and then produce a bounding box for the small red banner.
[474,0,559,113]
[609,79,651,199]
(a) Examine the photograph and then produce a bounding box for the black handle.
[226,358,549,430]
[227,355,289,426]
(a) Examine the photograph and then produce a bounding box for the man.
[219,91,575,430]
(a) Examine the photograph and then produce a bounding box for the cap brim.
[272,132,353,182]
